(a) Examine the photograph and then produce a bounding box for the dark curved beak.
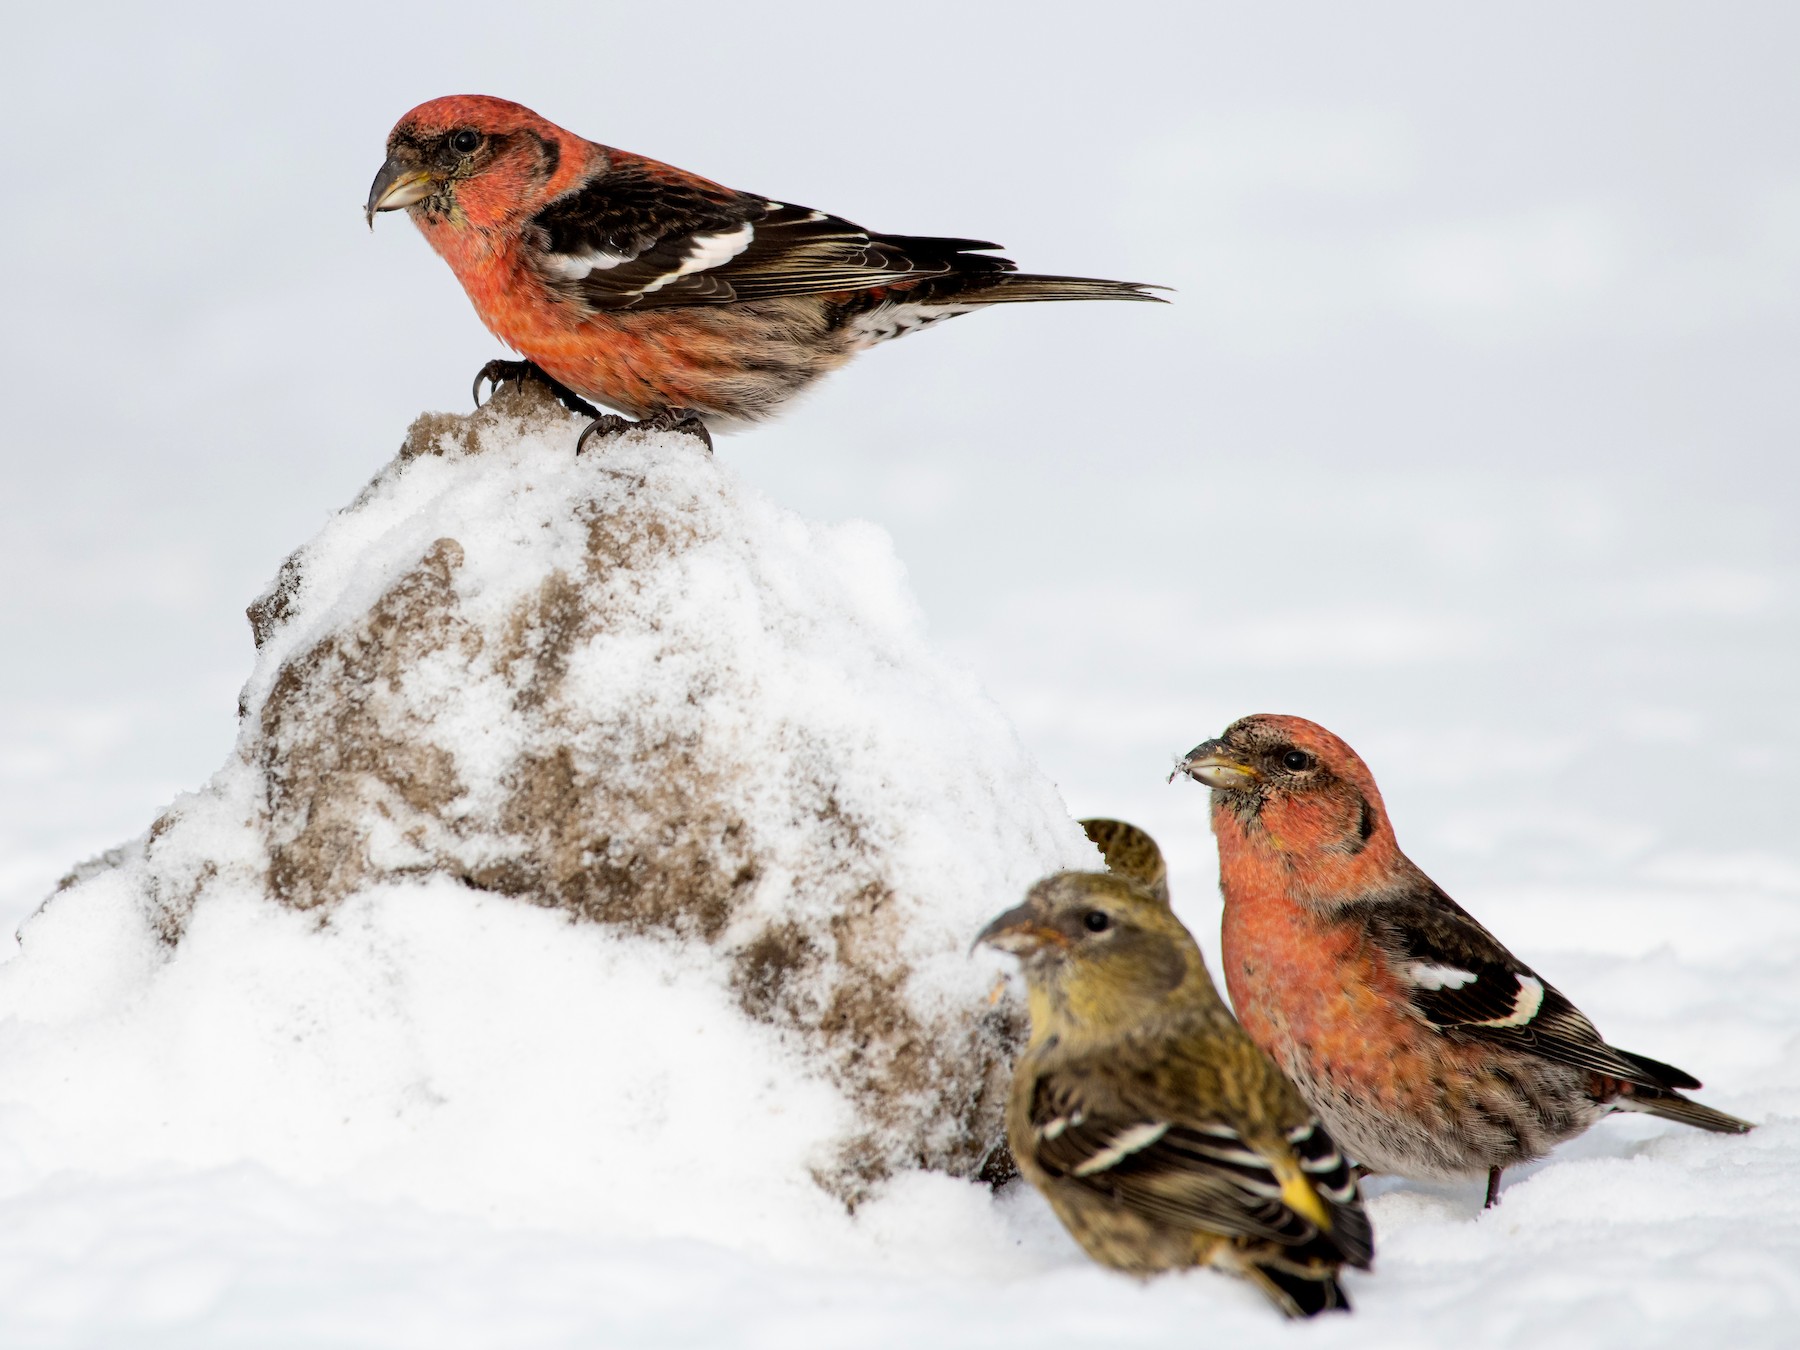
[365,151,436,228]
[1170,738,1260,789]
[973,901,1066,957]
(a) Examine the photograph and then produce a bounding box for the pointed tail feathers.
[1620,1091,1754,1135]
[1606,1043,1752,1133]
[1251,1265,1352,1319]
[1615,1047,1703,1091]
[956,273,1169,304]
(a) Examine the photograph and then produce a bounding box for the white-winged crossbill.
[1172,713,1753,1208]
[978,861,1374,1317]
[366,95,1164,442]
[1080,817,1170,905]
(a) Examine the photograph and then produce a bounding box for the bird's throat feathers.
[1211,785,1401,911]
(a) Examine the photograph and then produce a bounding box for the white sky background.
[1,1,1797,941]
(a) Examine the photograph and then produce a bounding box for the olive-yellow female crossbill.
[978,863,1373,1317]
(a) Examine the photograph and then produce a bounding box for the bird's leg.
[976,1142,1020,1191]
[1484,1167,1503,1209]
[472,359,604,420]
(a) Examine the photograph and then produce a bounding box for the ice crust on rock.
[0,381,1099,1235]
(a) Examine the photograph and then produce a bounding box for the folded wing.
[526,159,1012,311]
[1027,1073,1373,1269]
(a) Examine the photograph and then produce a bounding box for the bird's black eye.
[1281,749,1316,772]
[1083,910,1111,933]
[451,129,481,154]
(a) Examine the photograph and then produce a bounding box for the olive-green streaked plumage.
[978,866,1373,1318]
[1080,818,1170,905]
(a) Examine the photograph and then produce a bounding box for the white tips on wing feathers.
[1469,974,1546,1028]
[1407,962,1478,990]
[545,248,633,277]
[1039,1109,1083,1141]
[545,223,757,294]
[638,223,757,295]
[1287,1122,1358,1203]
[1403,960,1548,1028]
[1070,1121,1170,1176]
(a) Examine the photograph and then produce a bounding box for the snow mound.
[0,381,1098,1243]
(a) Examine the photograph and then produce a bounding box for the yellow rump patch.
[1278,1168,1332,1231]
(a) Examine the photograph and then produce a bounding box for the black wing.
[1028,1074,1372,1268]
[525,159,1010,312]
[1353,885,1699,1093]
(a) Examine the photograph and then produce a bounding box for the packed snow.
[0,389,1794,1348]
[0,384,1100,1254]
[5,4,1800,1345]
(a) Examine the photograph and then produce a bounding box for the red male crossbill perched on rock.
[978,865,1373,1317]
[366,95,1164,446]
[1172,714,1752,1208]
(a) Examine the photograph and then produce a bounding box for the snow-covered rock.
[7,384,1792,1349]
[0,381,1098,1241]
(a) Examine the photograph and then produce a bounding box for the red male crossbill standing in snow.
[1172,714,1752,1208]
[366,95,1164,444]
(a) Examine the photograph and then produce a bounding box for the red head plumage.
[1175,713,1405,908]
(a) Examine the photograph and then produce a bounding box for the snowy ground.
[4,2,1799,1346]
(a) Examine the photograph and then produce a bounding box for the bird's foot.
[573,406,714,456]
[472,359,604,420]
[636,407,714,454]
[1483,1166,1504,1209]
[574,414,637,455]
